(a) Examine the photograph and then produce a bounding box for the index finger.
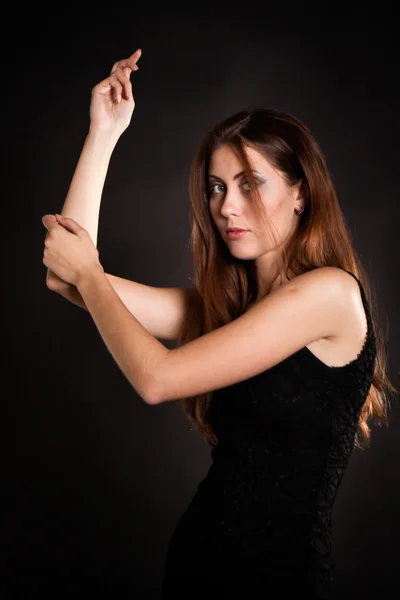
[111,48,142,74]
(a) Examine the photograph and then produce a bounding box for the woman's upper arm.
[105,273,193,341]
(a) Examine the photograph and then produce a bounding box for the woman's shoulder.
[290,265,369,329]
[285,266,361,299]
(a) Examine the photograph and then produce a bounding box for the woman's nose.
[220,189,243,216]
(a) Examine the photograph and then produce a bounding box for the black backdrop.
[4,3,400,598]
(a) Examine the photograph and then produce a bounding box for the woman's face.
[208,143,303,260]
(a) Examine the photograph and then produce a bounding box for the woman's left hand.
[42,214,104,287]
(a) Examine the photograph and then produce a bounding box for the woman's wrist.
[87,124,124,147]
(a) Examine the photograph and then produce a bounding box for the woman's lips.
[227,230,248,239]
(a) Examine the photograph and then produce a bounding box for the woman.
[42,50,396,599]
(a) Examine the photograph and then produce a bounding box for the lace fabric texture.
[161,269,377,599]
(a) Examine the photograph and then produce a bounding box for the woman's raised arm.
[46,49,142,290]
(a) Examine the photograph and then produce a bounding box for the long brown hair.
[177,108,397,450]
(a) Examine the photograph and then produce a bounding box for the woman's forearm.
[58,286,89,311]
[58,126,122,246]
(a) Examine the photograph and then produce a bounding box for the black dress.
[160,269,377,599]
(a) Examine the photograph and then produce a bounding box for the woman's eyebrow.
[208,169,263,181]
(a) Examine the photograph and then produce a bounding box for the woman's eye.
[242,180,260,191]
[209,183,225,195]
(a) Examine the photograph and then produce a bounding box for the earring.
[296,205,304,215]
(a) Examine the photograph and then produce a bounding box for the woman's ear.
[298,179,309,204]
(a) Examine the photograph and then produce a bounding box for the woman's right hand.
[89,49,142,134]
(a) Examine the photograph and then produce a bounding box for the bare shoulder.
[286,266,363,304]
[291,266,367,343]
[288,266,355,291]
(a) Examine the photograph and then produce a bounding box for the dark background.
[4,3,399,598]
